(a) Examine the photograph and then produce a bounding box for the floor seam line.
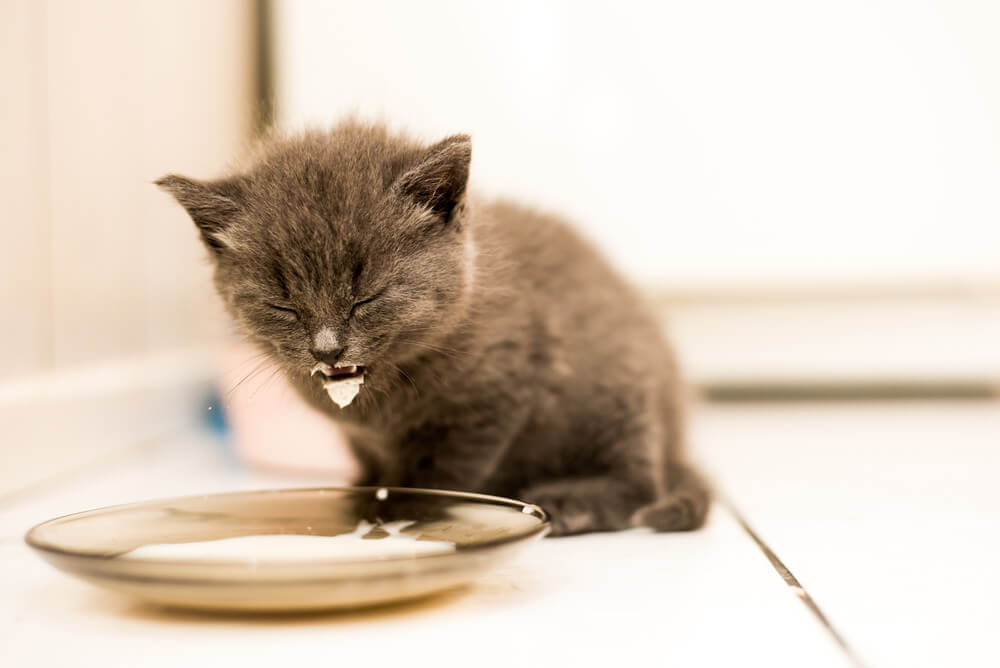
[726,499,869,668]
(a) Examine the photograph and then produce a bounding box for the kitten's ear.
[394,134,471,224]
[155,174,242,253]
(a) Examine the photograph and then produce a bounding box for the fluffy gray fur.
[158,121,709,535]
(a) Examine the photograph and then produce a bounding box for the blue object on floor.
[202,388,230,437]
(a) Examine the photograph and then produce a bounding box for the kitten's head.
[157,123,474,380]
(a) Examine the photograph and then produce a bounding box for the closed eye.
[266,303,299,319]
[349,292,382,318]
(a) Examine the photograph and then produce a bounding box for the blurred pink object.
[218,341,360,481]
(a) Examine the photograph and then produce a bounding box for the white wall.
[274,0,1000,289]
[0,0,256,379]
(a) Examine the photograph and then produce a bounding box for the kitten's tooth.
[311,362,332,377]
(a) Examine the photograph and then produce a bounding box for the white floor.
[694,400,1000,668]
[2,399,998,667]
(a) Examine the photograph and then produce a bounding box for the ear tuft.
[394,134,471,224]
[156,174,241,253]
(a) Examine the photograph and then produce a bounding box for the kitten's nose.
[310,347,345,366]
[311,326,343,366]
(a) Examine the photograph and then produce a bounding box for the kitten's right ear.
[155,174,241,253]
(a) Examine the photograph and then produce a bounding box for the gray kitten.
[158,121,709,536]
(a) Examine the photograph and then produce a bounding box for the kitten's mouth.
[310,362,366,381]
[311,362,367,409]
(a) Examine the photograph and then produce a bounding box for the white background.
[275,0,1000,288]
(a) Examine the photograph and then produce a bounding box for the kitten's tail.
[633,460,711,532]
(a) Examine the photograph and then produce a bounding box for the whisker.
[394,340,470,360]
[249,366,284,399]
[385,361,419,395]
[361,384,388,423]
[401,338,471,354]
[219,350,270,375]
[224,359,275,399]
[223,361,266,399]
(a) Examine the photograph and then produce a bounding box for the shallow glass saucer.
[25,487,549,612]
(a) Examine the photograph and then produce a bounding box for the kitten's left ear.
[394,134,471,225]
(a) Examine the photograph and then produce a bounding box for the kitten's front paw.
[519,485,595,537]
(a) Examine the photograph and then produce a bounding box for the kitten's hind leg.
[633,461,711,532]
[519,475,657,537]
